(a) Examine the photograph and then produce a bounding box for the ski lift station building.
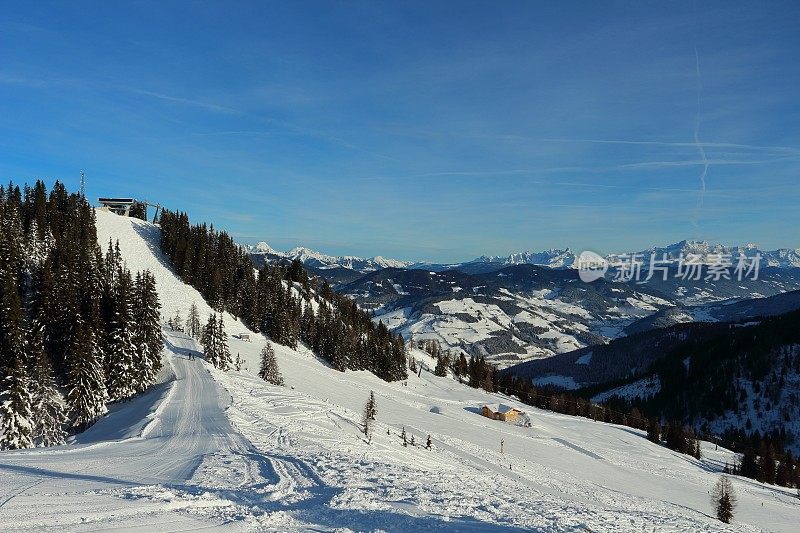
[98,197,136,216]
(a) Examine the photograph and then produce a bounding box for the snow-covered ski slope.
[1,210,798,531]
[0,331,274,531]
[95,208,248,331]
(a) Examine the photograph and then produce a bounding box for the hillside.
[338,263,800,369]
[96,209,244,331]
[508,308,800,454]
[596,310,800,451]
[624,289,800,335]
[342,265,675,367]
[2,210,798,531]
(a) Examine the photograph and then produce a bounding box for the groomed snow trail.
[0,331,312,532]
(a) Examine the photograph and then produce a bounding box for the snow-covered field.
[372,286,662,368]
[2,211,798,531]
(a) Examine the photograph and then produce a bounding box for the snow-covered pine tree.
[0,357,34,450]
[258,343,283,385]
[142,272,163,373]
[0,274,34,450]
[187,302,201,339]
[30,344,67,447]
[200,313,219,367]
[0,198,25,295]
[234,353,243,371]
[131,271,162,392]
[170,309,183,332]
[268,288,286,344]
[66,320,108,429]
[362,391,377,442]
[330,326,348,372]
[130,272,151,391]
[215,315,232,371]
[105,269,137,401]
[24,219,53,274]
[300,302,315,344]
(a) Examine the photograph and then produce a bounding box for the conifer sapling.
[711,475,737,524]
[258,343,284,385]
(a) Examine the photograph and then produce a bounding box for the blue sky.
[1,1,798,262]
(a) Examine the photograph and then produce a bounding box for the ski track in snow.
[2,210,799,531]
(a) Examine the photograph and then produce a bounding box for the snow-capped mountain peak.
[254,241,276,253]
[469,248,577,268]
[370,255,411,269]
[245,242,412,273]
[612,240,800,268]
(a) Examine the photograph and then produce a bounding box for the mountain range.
[246,239,800,369]
[247,239,800,275]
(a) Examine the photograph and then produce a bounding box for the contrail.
[692,46,708,225]
[536,138,800,155]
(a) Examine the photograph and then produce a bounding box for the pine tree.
[401,426,407,447]
[234,353,243,371]
[24,219,52,272]
[141,272,163,375]
[0,274,34,450]
[66,321,108,429]
[739,447,759,479]
[216,315,232,371]
[201,313,218,367]
[132,271,162,392]
[434,353,448,377]
[776,455,793,487]
[647,419,661,444]
[258,343,284,385]
[362,391,377,442]
[759,442,777,484]
[170,309,183,332]
[0,357,34,450]
[711,475,737,524]
[187,302,201,339]
[30,350,67,447]
[105,270,137,401]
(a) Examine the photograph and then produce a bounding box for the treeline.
[599,310,800,488]
[422,340,497,389]
[412,338,704,461]
[158,209,407,382]
[494,372,703,458]
[0,181,163,450]
[726,441,799,488]
[634,310,800,430]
